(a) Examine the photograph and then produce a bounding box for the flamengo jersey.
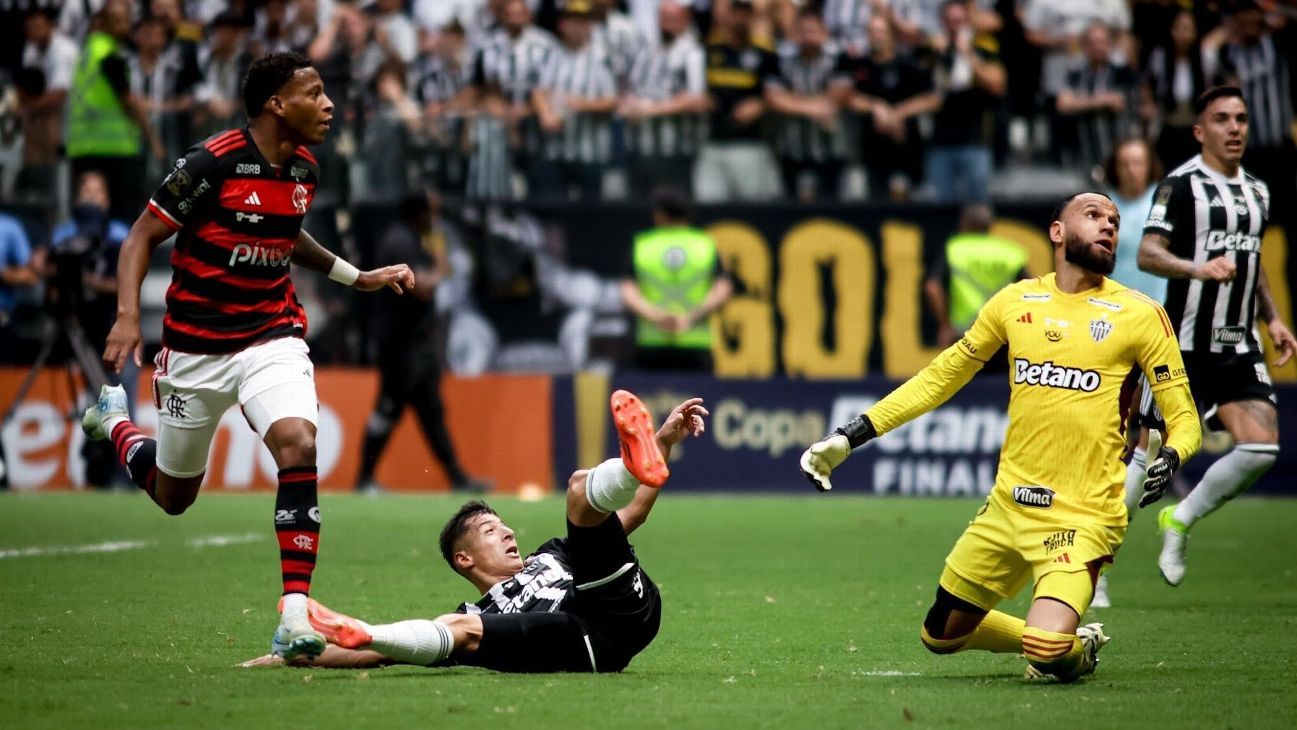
[146,128,319,354]
[458,539,575,615]
[954,274,1188,524]
[1143,154,1270,355]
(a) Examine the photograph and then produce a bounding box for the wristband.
[833,415,877,449]
[328,256,360,286]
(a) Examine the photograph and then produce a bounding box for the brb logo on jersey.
[1012,485,1055,509]
[1013,359,1101,392]
[229,242,291,268]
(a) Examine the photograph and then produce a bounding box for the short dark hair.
[1051,191,1113,224]
[439,500,498,571]
[651,186,692,222]
[1194,86,1245,116]
[242,51,314,118]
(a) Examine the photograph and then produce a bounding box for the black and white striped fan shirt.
[624,32,706,159]
[1217,32,1294,149]
[473,25,556,105]
[1143,154,1271,355]
[769,41,850,163]
[538,41,618,164]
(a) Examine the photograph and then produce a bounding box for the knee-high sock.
[366,620,455,666]
[1022,626,1087,679]
[584,458,640,513]
[1123,447,1147,516]
[1174,444,1279,529]
[920,610,1024,654]
[275,466,320,596]
[110,421,158,500]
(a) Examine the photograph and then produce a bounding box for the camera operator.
[48,170,135,487]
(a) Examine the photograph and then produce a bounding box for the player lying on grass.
[801,192,1202,682]
[240,391,707,673]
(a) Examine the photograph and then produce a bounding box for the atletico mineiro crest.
[1090,316,1113,343]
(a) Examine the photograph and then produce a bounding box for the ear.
[453,550,474,573]
[1192,123,1203,144]
[269,94,286,118]
[1049,219,1063,246]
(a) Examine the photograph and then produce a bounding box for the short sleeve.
[1143,178,1188,238]
[1,219,32,266]
[1135,302,1189,392]
[954,286,1009,362]
[146,146,220,230]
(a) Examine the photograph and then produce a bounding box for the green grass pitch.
[2,492,1295,729]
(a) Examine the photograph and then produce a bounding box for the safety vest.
[633,226,717,349]
[946,233,1027,331]
[66,32,140,158]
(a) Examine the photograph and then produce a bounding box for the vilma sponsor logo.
[1013,359,1101,392]
[1012,485,1054,509]
[1213,326,1246,345]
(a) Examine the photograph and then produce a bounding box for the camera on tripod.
[46,203,108,317]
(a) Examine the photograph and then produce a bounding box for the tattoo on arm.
[292,229,337,275]
[1137,233,1198,279]
[1256,268,1277,323]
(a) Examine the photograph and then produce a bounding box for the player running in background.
[80,52,414,660]
[801,193,1202,682]
[1129,86,1297,586]
[239,391,706,672]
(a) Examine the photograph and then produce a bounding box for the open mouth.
[1093,238,1114,254]
[505,546,519,557]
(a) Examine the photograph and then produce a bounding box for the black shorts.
[1139,350,1277,430]
[461,515,662,673]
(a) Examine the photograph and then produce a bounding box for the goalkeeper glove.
[1139,446,1180,508]
[799,415,876,492]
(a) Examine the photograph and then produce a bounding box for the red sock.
[275,466,320,595]
[110,421,157,497]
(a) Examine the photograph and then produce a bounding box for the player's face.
[1057,194,1119,275]
[460,513,524,577]
[1195,96,1248,166]
[277,67,334,145]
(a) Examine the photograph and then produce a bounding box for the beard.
[1063,230,1115,275]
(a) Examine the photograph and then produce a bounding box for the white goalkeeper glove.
[1139,446,1181,508]
[799,415,876,492]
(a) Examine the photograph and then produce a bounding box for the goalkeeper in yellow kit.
[800,193,1202,682]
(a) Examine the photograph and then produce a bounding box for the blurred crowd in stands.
[0,0,1295,373]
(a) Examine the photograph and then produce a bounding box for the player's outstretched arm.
[1256,269,1297,368]
[292,229,415,293]
[1139,382,1201,508]
[103,211,180,373]
[616,398,708,535]
[238,645,395,669]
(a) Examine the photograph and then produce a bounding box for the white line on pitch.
[858,670,923,677]
[0,533,264,560]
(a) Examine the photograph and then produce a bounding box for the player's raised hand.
[1267,319,1297,368]
[799,435,850,492]
[1195,257,1236,282]
[102,316,143,373]
[354,264,415,294]
[656,397,708,447]
[1140,446,1181,508]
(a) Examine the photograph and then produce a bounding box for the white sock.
[584,458,640,513]
[104,415,130,432]
[1173,444,1279,529]
[280,592,310,630]
[366,620,455,666]
[1123,447,1147,517]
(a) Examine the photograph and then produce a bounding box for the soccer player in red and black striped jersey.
[80,52,415,661]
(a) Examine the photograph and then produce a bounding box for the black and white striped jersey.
[472,26,556,105]
[458,539,575,615]
[1143,154,1271,355]
[538,41,618,163]
[768,42,851,163]
[624,33,707,159]
[1217,31,1295,149]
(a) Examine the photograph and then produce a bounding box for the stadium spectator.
[766,8,848,201]
[620,187,732,372]
[621,0,708,199]
[532,0,619,201]
[695,0,782,202]
[922,202,1024,349]
[1056,23,1139,170]
[1215,1,1297,230]
[65,0,165,222]
[355,60,421,204]
[355,191,489,495]
[18,8,78,196]
[127,14,201,183]
[414,0,492,42]
[924,0,1005,203]
[194,12,253,138]
[371,0,418,65]
[412,20,472,194]
[1103,137,1164,302]
[251,0,317,56]
[309,0,388,114]
[591,0,639,85]
[1141,9,1208,171]
[837,14,936,201]
[0,209,38,363]
[819,0,880,58]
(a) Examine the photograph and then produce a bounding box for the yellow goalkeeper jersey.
[867,274,1200,525]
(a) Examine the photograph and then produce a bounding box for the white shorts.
[152,337,318,478]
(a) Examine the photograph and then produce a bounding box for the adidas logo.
[1053,553,1071,563]
[244,191,263,206]
[1017,312,1033,324]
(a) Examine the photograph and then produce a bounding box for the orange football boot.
[611,389,669,488]
[304,597,372,649]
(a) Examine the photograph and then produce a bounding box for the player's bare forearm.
[292,228,337,274]
[238,645,395,669]
[117,210,178,317]
[865,344,984,434]
[1256,268,1278,323]
[1152,382,1201,464]
[1136,233,1198,279]
[618,398,708,535]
